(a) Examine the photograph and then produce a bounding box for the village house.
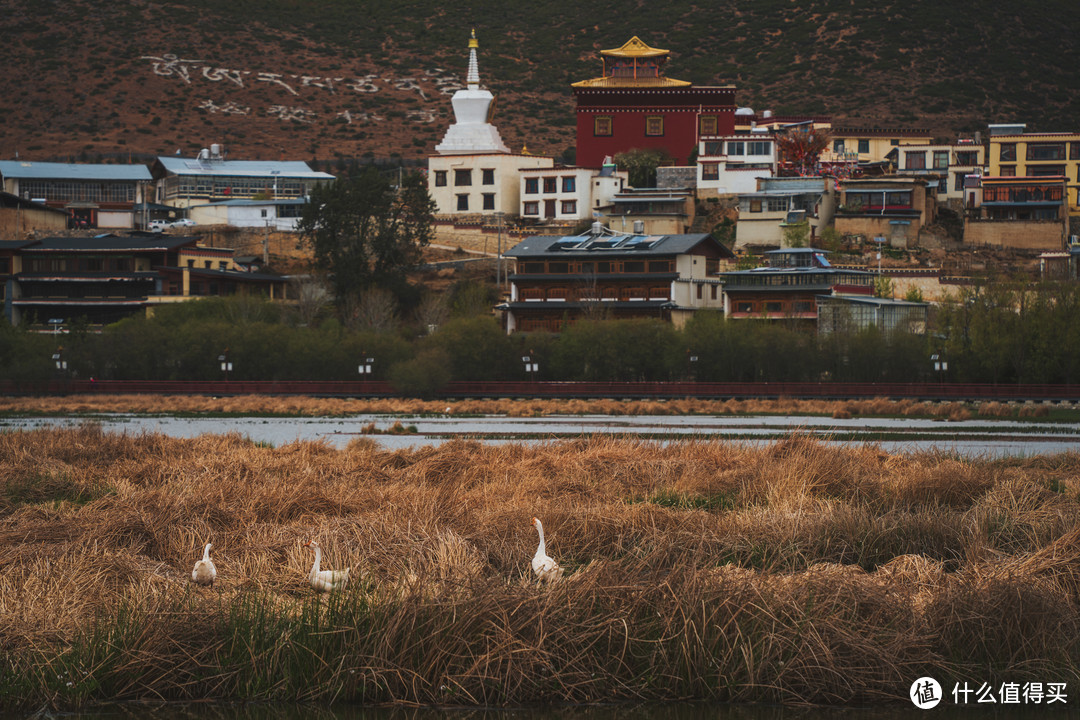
[719,248,874,322]
[151,146,333,210]
[822,127,934,169]
[519,161,628,223]
[963,175,1068,250]
[695,128,778,198]
[892,140,986,208]
[3,233,287,327]
[0,192,69,238]
[985,125,1080,230]
[735,177,837,250]
[833,177,936,249]
[0,160,153,230]
[187,198,306,231]
[501,224,733,333]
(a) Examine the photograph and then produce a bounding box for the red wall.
[575,87,736,169]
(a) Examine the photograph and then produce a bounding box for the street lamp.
[873,236,886,275]
[522,352,539,382]
[930,353,948,384]
[48,318,64,337]
[218,350,232,380]
[358,352,375,378]
[52,347,67,372]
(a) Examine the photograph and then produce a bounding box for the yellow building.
[823,127,934,166]
[986,131,1080,216]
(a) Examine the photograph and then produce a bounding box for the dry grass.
[1,426,1079,709]
[0,394,1065,420]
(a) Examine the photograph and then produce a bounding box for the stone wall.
[963,219,1065,251]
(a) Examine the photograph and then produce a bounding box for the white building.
[428,31,553,217]
[696,131,777,198]
[519,161,627,222]
[187,198,306,230]
[891,140,985,205]
[151,148,334,209]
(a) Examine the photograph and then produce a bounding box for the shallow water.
[1,413,1078,458]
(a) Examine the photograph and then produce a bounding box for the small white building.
[519,161,627,222]
[695,131,777,198]
[187,198,306,230]
[428,31,553,218]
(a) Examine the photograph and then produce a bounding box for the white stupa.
[434,30,510,155]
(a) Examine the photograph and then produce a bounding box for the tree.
[613,147,672,188]
[775,127,830,177]
[298,166,435,303]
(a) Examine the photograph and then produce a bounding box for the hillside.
[2,0,1078,165]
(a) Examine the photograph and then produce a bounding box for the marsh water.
[3,412,1079,458]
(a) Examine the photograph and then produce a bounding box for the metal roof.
[155,157,335,180]
[507,232,719,258]
[27,235,197,252]
[189,198,309,208]
[0,161,151,181]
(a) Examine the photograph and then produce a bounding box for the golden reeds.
[1,425,1079,709]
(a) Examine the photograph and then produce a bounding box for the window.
[701,164,719,181]
[765,302,782,313]
[219,262,228,270]
[648,261,671,272]
[858,139,870,154]
[749,199,763,212]
[1028,165,1065,177]
[483,193,495,210]
[542,177,557,193]
[933,151,949,170]
[703,141,723,155]
[727,141,745,156]
[767,197,788,212]
[456,194,468,211]
[522,262,544,273]
[1027,143,1065,161]
[561,176,576,192]
[1071,142,1080,160]
[524,177,538,194]
[890,139,900,147]
[833,139,845,153]
[624,261,645,273]
[955,151,979,166]
[696,284,702,299]
[710,285,717,300]
[547,262,569,274]
[645,115,664,136]
[905,152,926,170]
[454,169,472,186]
[735,302,753,313]
[523,201,539,215]
[954,173,966,191]
[594,115,612,136]
[794,301,814,313]
[260,209,268,218]
[1000,165,1017,176]
[481,169,495,185]
[699,115,718,135]
[1000,143,1017,162]
[434,171,447,187]
[560,200,577,214]
[747,141,770,156]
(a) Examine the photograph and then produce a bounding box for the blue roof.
[155,157,334,180]
[0,161,152,181]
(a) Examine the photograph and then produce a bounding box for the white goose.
[531,517,564,583]
[191,542,217,588]
[304,539,350,592]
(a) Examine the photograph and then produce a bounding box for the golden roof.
[601,36,669,58]
[571,76,691,89]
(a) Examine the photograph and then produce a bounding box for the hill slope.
[1,0,1077,164]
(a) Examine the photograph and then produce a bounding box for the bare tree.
[414,292,450,334]
[291,275,331,327]
[342,287,399,332]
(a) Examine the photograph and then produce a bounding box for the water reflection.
[2,413,1079,458]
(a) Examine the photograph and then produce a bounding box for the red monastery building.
[573,37,736,169]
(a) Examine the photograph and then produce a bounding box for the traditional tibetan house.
[7,233,286,327]
[720,248,873,322]
[572,37,736,169]
[502,224,733,333]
